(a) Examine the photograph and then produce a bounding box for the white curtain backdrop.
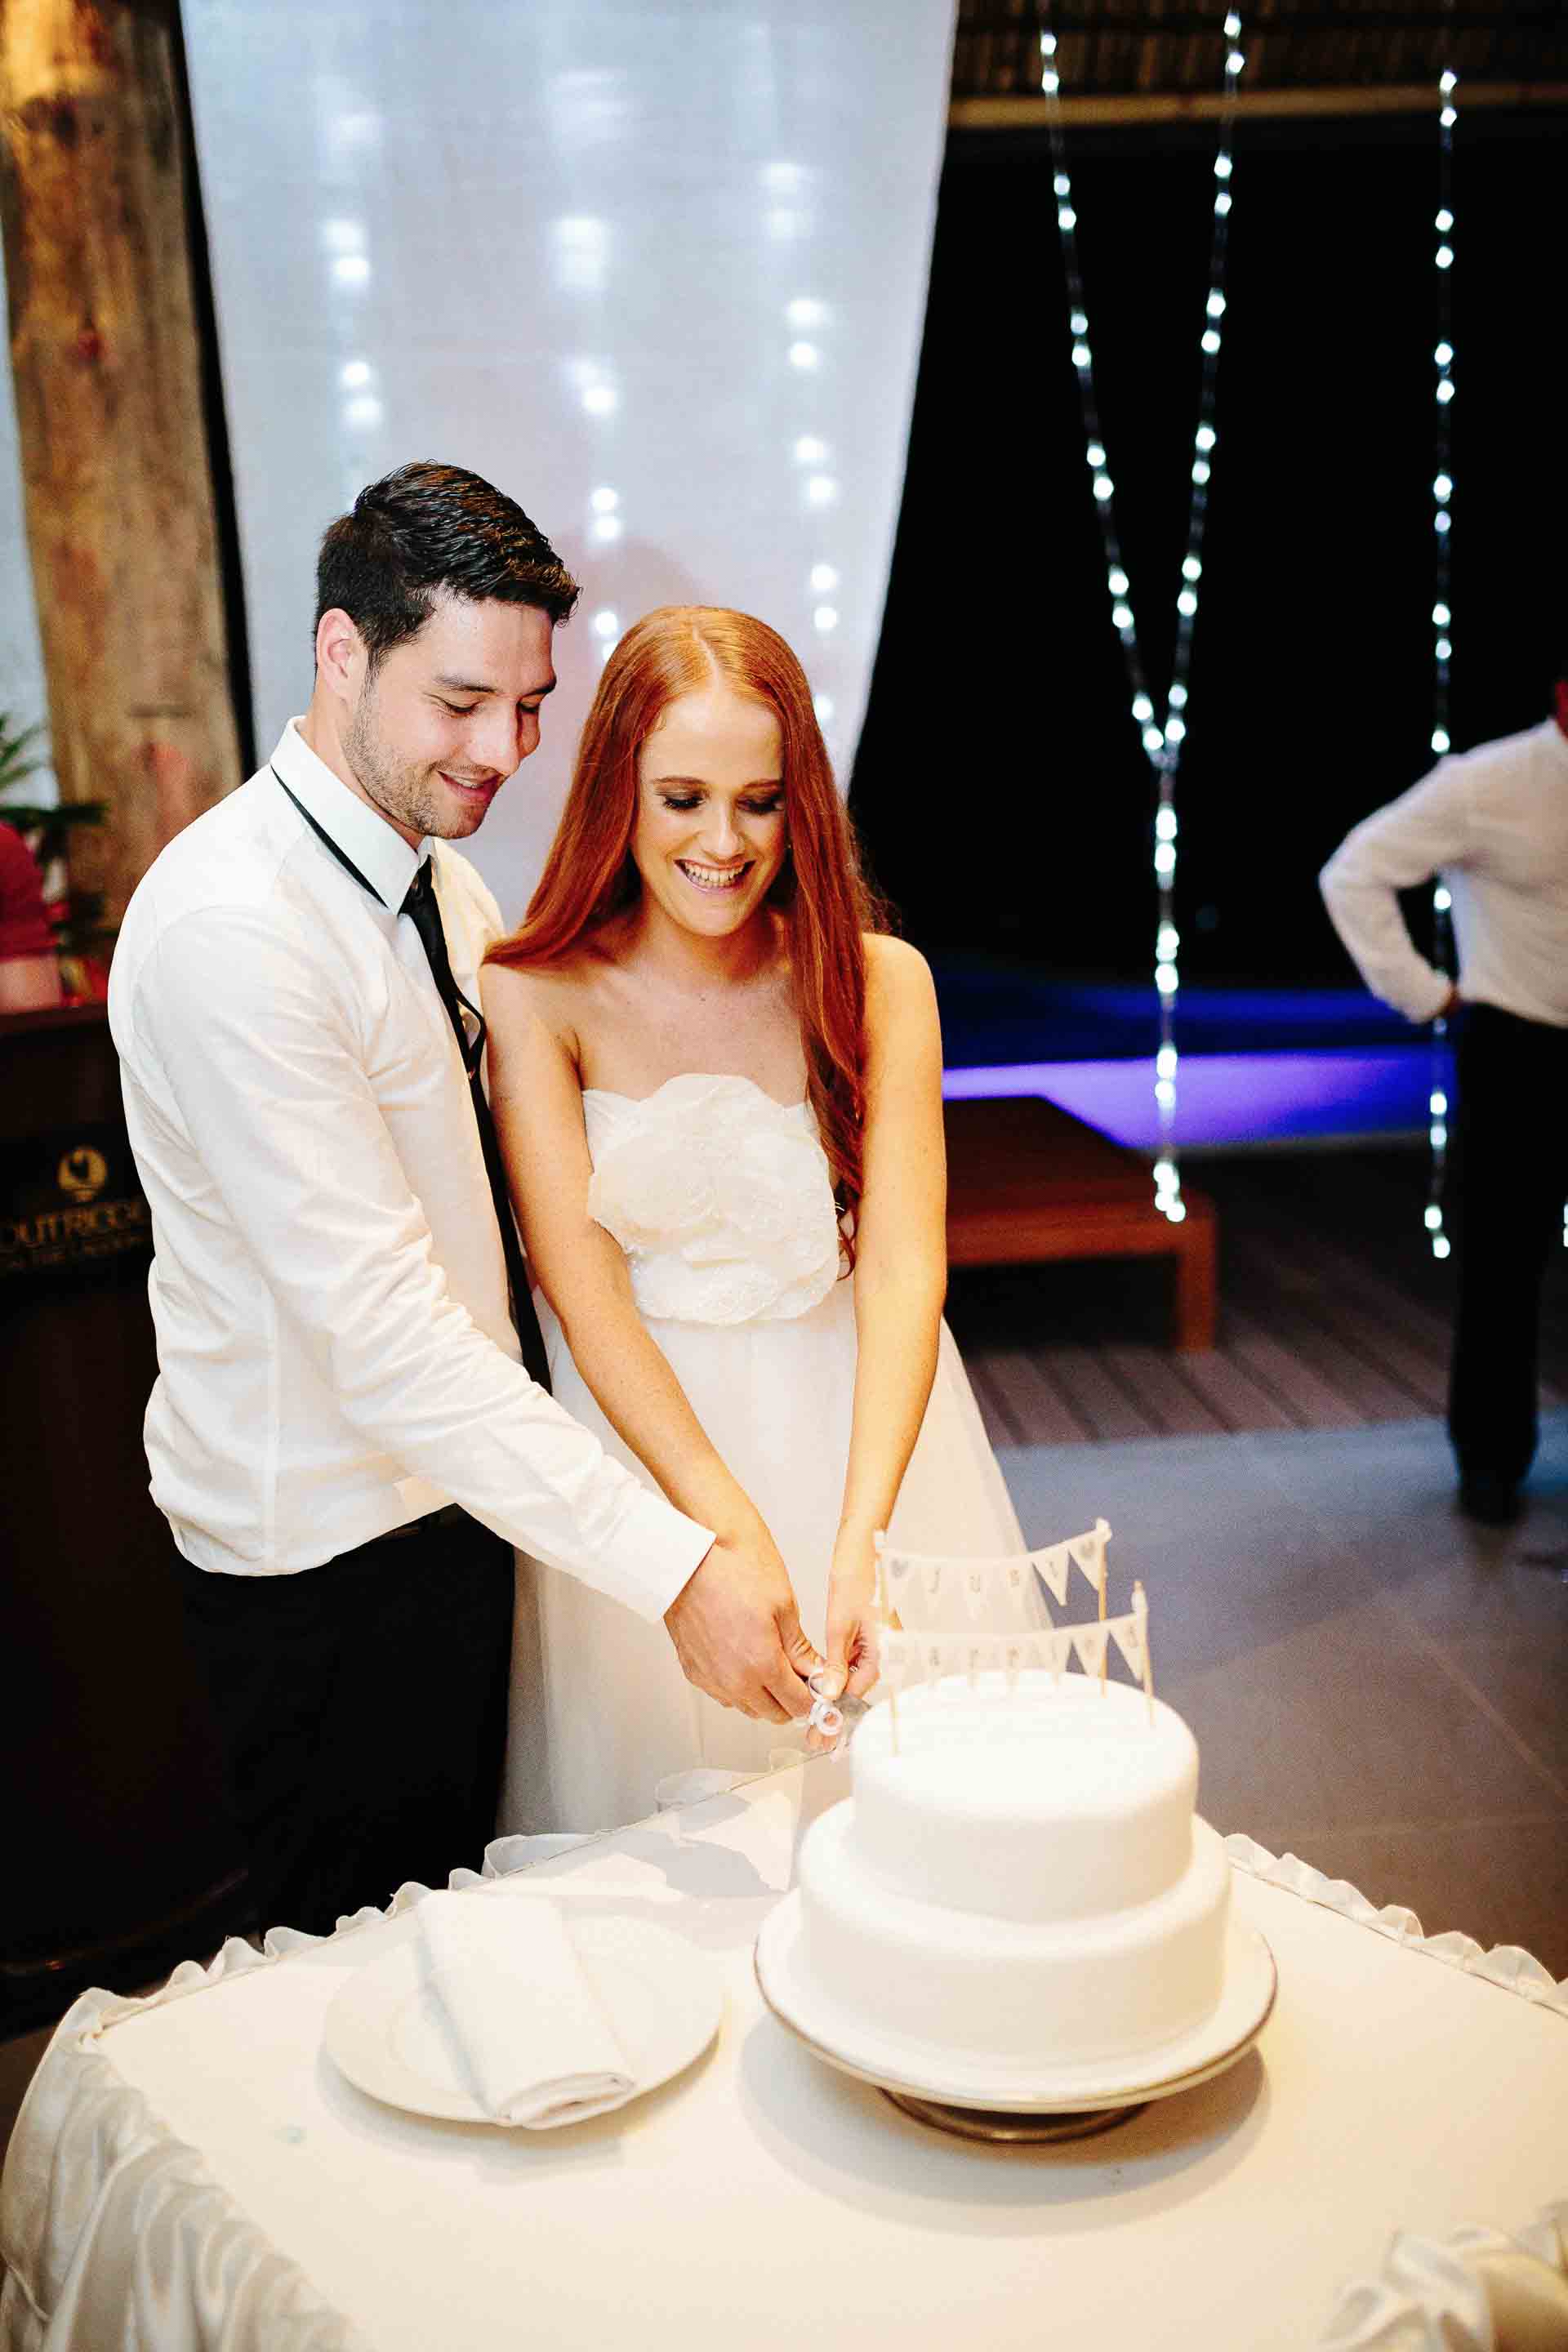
[179,0,956,915]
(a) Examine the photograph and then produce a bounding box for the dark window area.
[852,114,1564,993]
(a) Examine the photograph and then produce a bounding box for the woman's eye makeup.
[657,791,785,816]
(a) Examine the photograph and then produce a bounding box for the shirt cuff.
[597,1489,715,1622]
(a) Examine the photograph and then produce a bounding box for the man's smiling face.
[339,591,557,845]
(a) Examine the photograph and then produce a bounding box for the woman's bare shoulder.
[482,943,610,1013]
[863,931,934,1004]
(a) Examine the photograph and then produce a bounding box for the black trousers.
[1446,1004,1568,1490]
[172,1510,514,1939]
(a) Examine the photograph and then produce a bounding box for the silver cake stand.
[754,1895,1276,2146]
[880,2091,1145,2143]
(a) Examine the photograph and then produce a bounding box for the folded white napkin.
[415,1889,637,2128]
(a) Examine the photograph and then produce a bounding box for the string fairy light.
[1039,8,1245,1222]
[1425,50,1459,1262]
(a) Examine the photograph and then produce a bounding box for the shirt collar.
[270,718,428,910]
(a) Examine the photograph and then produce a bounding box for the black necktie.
[399,860,553,1392]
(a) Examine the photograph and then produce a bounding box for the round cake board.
[754,1895,1276,2138]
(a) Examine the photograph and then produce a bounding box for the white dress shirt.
[109,721,712,1613]
[1319,719,1568,1028]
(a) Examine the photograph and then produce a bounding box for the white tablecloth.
[3,1762,1565,2352]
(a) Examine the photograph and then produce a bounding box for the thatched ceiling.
[952,2,1568,108]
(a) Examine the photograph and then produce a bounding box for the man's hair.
[314,461,581,669]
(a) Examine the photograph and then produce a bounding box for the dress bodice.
[583,1071,843,1326]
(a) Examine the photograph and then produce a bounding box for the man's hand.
[664,1534,822,1723]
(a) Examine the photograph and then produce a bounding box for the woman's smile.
[675,857,754,893]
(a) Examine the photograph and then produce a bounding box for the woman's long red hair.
[486,605,889,1245]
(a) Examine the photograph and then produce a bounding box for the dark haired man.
[1321,672,1568,1529]
[109,462,819,1936]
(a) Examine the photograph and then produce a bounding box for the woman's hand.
[815,1527,883,1746]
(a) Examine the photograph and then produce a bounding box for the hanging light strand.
[1426,55,1458,1261]
[1039,9,1245,1223]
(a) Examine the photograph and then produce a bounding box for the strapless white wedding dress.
[501,1072,1023,1834]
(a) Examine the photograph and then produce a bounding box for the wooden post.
[0,0,242,940]
[874,1533,899,1756]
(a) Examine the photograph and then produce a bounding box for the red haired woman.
[483,607,1021,1830]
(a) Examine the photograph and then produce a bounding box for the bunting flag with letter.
[1000,1558,1036,1625]
[1033,1544,1071,1608]
[1069,1619,1111,1677]
[1067,1517,1111,1601]
[1110,1610,1147,1678]
[1045,1627,1076,1677]
[881,1549,914,1611]
[962,1565,992,1623]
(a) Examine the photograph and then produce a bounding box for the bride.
[483,606,1022,1832]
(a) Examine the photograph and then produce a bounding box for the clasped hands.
[662,1517,883,1742]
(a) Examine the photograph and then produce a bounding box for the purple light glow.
[942,1049,1433,1153]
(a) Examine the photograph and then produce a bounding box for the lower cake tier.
[795,1803,1232,2068]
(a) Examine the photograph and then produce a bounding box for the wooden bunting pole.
[1134,1582,1154,1725]
[874,1531,899,1756]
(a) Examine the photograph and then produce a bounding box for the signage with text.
[1,1125,151,1284]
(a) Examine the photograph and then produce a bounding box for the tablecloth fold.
[1223,1838,1568,2017]
[0,1931,376,2352]
[1319,2202,1568,2350]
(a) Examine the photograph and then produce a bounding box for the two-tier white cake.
[792,1670,1231,2070]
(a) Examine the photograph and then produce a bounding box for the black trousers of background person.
[172,1509,514,1939]
[1446,1004,1568,1494]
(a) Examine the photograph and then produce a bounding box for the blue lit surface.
[937,972,1441,1152]
[942,1049,1433,1153]
[936,968,1419,1064]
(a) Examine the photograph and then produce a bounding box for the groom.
[109,461,820,1937]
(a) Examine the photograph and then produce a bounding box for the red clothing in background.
[0,820,54,960]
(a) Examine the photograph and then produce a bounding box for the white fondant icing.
[852,1672,1199,1922]
[795,1672,1231,2068]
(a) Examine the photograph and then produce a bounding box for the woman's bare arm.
[824,935,948,1698]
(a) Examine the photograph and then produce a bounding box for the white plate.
[325,1910,723,2127]
[755,1895,1276,2115]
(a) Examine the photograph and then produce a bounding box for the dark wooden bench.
[943,1094,1218,1352]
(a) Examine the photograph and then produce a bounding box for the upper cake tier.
[851,1670,1198,1922]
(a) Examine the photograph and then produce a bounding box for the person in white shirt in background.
[1320,670,1568,1528]
[109,462,821,1938]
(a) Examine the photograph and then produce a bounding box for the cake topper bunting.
[867,1521,1154,1717]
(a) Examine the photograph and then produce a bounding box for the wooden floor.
[950,1146,1568,1448]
